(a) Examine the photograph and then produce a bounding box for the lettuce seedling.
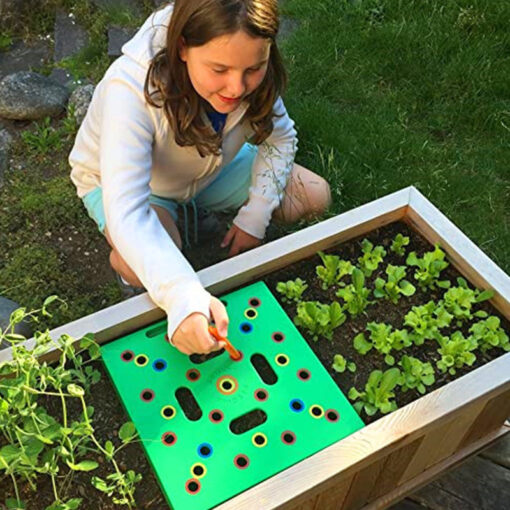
[358,239,387,277]
[406,244,450,290]
[353,322,411,365]
[390,233,410,256]
[442,279,493,324]
[398,355,435,394]
[374,264,416,304]
[294,301,346,341]
[469,316,510,352]
[332,354,357,373]
[348,368,401,416]
[336,267,372,316]
[315,252,354,289]
[276,278,308,303]
[436,331,477,375]
[404,301,453,345]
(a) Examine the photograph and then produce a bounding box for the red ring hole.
[161,432,177,446]
[234,454,250,469]
[248,297,261,307]
[272,332,285,342]
[254,389,268,401]
[186,369,201,382]
[281,431,296,445]
[209,410,224,423]
[140,389,155,402]
[325,409,340,422]
[121,350,134,362]
[185,478,201,494]
[231,350,244,362]
[297,368,311,381]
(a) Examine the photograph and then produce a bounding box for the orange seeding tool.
[208,325,241,360]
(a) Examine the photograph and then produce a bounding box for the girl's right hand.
[170,296,228,355]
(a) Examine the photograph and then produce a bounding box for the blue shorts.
[82,143,256,233]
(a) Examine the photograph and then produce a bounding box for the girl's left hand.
[221,224,262,257]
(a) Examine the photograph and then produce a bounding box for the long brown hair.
[144,0,287,157]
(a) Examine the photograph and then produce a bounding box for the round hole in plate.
[252,433,267,448]
[244,308,258,320]
[281,431,296,445]
[135,354,148,367]
[185,478,201,494]
[254,388,268,401]
[297,368,311,381]
[121,350,134,362]
[161,432,177,446]
[152,358,167,371]
[140,389,155,402]
[234,454,250,469]
[186,369,201,382]
[197,443,213,458]
[161,406,176,419]
[209,410,224,423]
[325,409,340,422]
[271,332,285,342]
[190,463,206,478]
[240,322,253,333]
[290,399,304,412]
[249,297,261,307]
[310,405,324,419]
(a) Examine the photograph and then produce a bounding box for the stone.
[0,296,33,346]
[0,39,52,80]
[0,128,13,189]
[108,26,136,57]
[69,84,95,125]
[49,67,75,88]
[53,10,90,62]
[0,71,70,120]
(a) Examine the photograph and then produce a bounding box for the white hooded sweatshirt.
[69,4,297,341]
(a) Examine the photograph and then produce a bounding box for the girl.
[69,0,331,355]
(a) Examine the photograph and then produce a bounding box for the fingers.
[221,225,237,248]
[210,297,229,337]
[171,312,217,355]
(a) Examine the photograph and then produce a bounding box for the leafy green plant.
[21,117,63,157]
[0,299,142,509]
[441,278,493,323]
[276,278,308,303]
[436,331,477,375]
[406,244,450,289]
[469,316,510,353]
[353,322,411,365]
[335,267,372,316]
[390,233,410,256]
[358,239,387,277]
[398,355,435,394]
[374,264,416,304]
[315,251,354,289]
[404,300,453,345]
[332,354,356,373]
[348,368,401,416]
[294,301,346,341]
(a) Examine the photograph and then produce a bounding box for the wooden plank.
[400,399,486,484]
[480,431,510,469]
[368,424,509,509]
[409,455,510,510]
[0,187,412,365]
[458,390,510,448]
[406,188,510,318]
[217,355,510,510]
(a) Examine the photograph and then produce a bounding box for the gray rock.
[49,67,75,88]
[54,10,90,62]
[69,84,95,125]
[108,26,136,57]
[0,39,52,80]
[0,71,70,120]
[0,128,13,189]
[0,297,33,346]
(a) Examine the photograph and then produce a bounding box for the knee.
[306,175,332,219]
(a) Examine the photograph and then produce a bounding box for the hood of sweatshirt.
[121,4,174,68]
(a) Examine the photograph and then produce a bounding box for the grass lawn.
[0,0,509,330]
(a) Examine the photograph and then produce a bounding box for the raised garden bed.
[1,186,509,509]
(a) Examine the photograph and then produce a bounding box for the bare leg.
[105,205,182,287]
[272,163,332,224]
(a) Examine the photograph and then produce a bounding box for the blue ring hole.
[290,399,305,413]
[152,358,167,372]
[197,442,213,459]
[239,322,253,334]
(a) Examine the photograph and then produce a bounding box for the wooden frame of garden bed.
[2,185,509,509]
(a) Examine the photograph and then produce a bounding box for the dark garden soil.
[1,220,509,509]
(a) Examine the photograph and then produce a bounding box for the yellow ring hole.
[217,376,238,395]
[309,405,324,419]
[252,433,268,448]
[135,354,149,367]
[160,405,176,420]
[244,308,258,320]
[190,462,207,479]
[275,353,289,366]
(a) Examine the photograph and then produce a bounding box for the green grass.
[0,0,509,329]
[281,0,510,272]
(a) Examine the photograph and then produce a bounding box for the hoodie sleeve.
[100,72,211,341]
[232,96,298,239]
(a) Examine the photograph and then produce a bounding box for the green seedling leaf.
[119,421,137,442]
[353,333,372,355]
[276,278,308,303]
[6,499,26,510]
[66,460,99,472]
[390,234,410,256]
[358,239,387,277]
[406,244,449,290]
[67,384,85,397]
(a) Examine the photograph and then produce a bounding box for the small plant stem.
[50,471,60,502]
[9,473,21,504]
